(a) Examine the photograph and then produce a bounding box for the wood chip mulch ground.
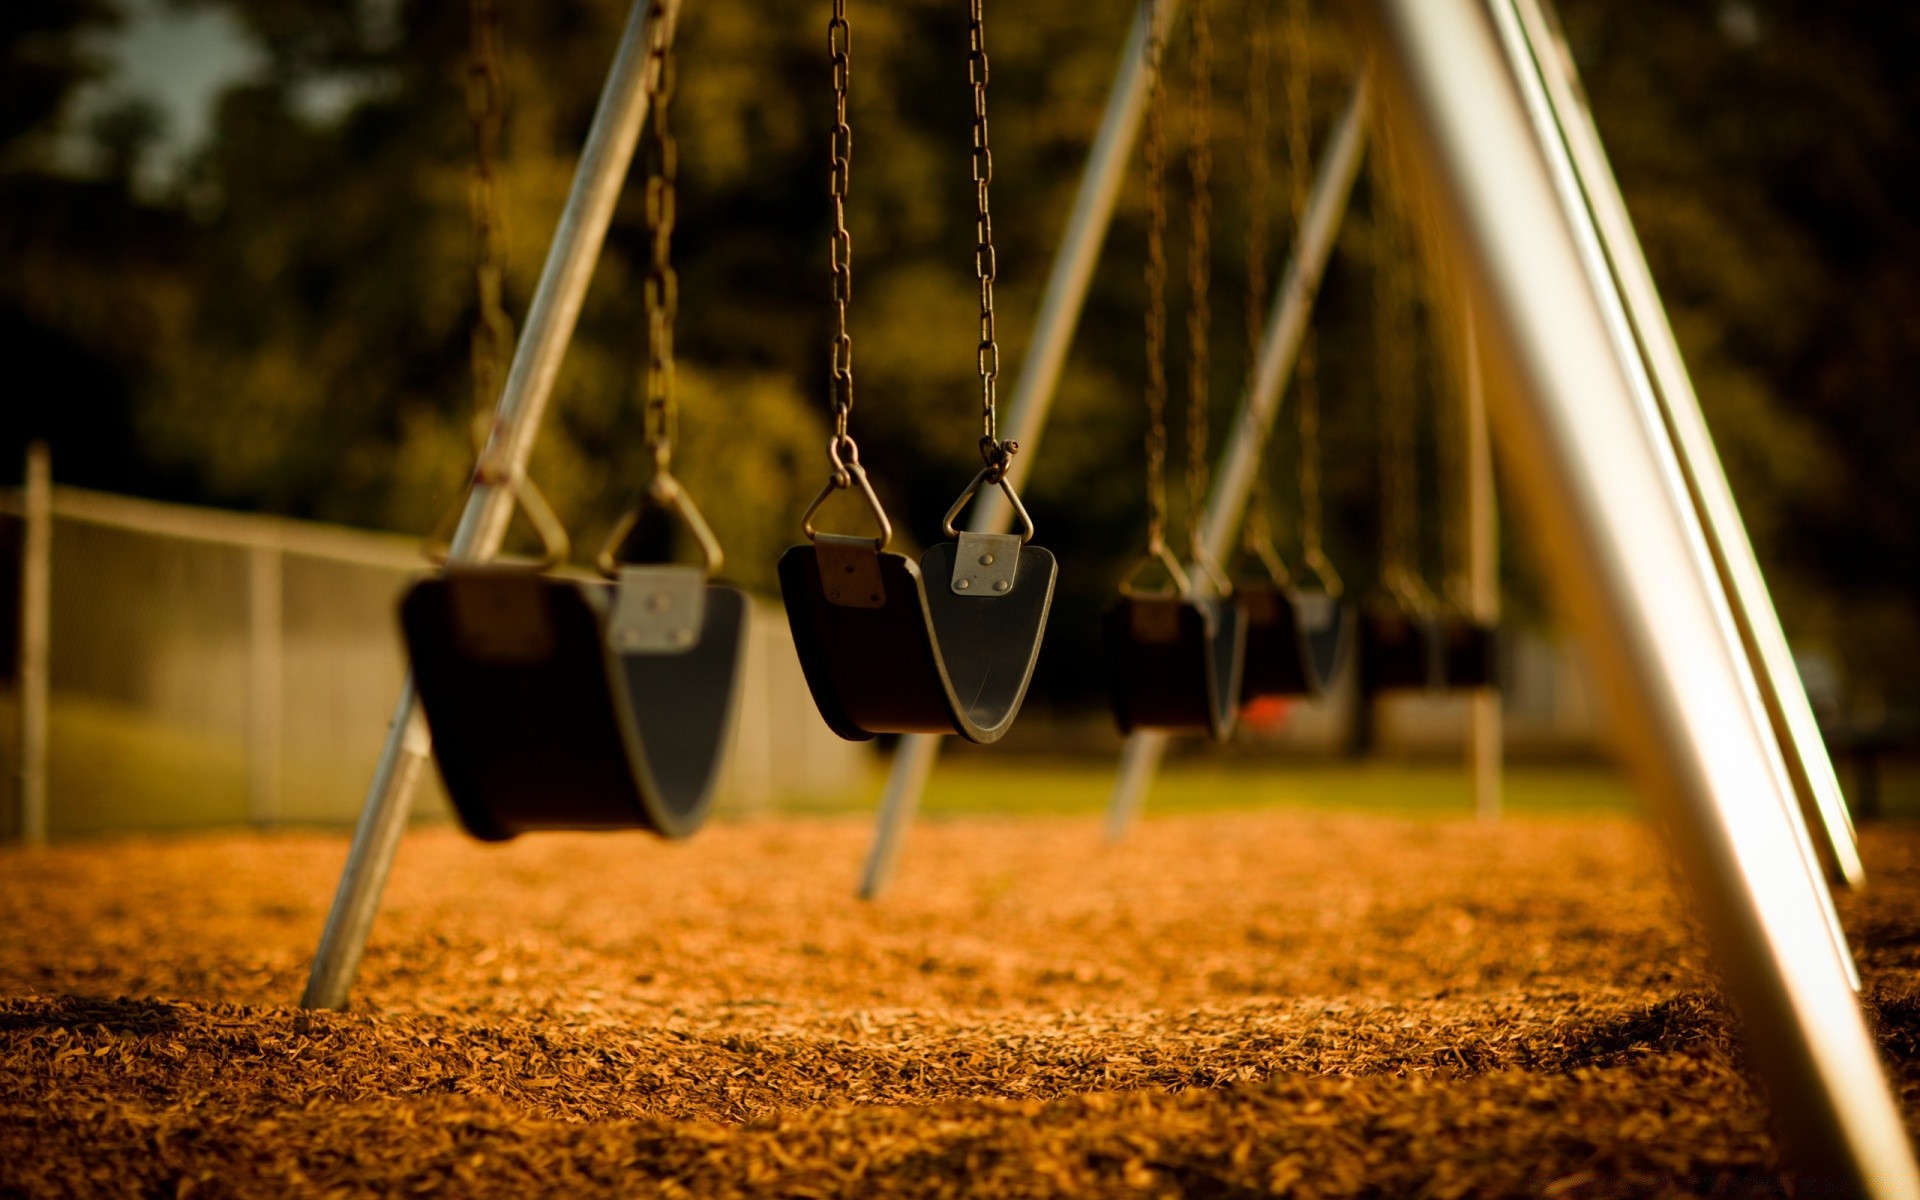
[4,809,1920,1197]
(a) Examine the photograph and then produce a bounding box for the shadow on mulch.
[1551,994,1738,1072]
[0,994,185,1036]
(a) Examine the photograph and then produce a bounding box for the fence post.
[247,542,285,825]
[18,442,51,845]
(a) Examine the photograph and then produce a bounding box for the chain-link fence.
[0,483,869,839]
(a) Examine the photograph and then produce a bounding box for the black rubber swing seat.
[401,564,749,841]
[1359,607,1502,694]
[779,532,1058,744]
[1237,584,1353,700]
[1359,604,1443,694]
[1438,615,1499,690]
[1104,592,1248,740]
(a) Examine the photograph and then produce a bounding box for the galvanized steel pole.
[1356,0,1910,1188]
[1104,74,1372,843]
[301,0,678,1009]
[1505,0,1860,886]
[1486,0,1854,985]
[856,0,1182,901]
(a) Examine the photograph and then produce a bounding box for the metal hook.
[595,469,725,580]
[1303,545,1345,600]
[802,448,892,551]
[424,454,572,573]
[1119,535,1192,598]
[940,466,1036,543]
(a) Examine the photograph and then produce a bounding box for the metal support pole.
[1463,305,1502,821]
[1487,0,1854,987]
[301,0,676,1009]
[1104,74,1373,844]
[854,0,1182,901]
[247,543,284,826]
[17,442,50,846]
[1504,0,1860,887]
[1356,0,1911,1189]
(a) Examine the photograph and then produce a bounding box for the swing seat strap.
[1359,606,1445,695]
[402,566,748,840]
[778,533,1056,745]
[1103,593,1247,740]
[1238,585,1354,701]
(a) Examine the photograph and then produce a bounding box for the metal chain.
[826,0,857,485]
[1238,0,1291,587]
[1183,0,1214,568]
[1287,0,1339,595]
[969,0,1014,480]
[1142,0,1171,557]
[640,0,678,477]
[1373,139,1424,608]
[465,0,513,452]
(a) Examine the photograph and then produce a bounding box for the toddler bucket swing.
[779,0,1057,745]
[402,2,746,840]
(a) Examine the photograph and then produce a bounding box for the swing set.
[296,0,1908,1190]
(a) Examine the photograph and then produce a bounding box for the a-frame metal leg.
[1504,0,1860,888]
[300,0,677,1010]
[1485,0,1854,988]
[1103,73,1372,845]
[1358,0,1910,1189]
[855,0,1182,901]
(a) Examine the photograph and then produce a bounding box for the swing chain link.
[466,0,512,453]
[641,0,678,479]
[827,0,857,486]
[969,0,1016,482]
[1373,135,1428,611]
[1287,0,1340,597]
[426,0,570,571]
[1184,0,1217,586]
[1239,0,1285,581]
[1141,0,1171,563]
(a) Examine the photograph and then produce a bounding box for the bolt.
[649,593,670,612]
[956,578,972,590]
[980,553,995,566]
[994,580,1010,592]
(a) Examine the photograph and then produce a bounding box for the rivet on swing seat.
[402,564,749,841]
[1359,605,1443,695]
[1238,585,1353,701]
[1104,592,1247,740]
[779,532,1057,745]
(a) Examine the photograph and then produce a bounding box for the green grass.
[15,697,1716,835]
[37,696,454,837]
[778,755,1636,820]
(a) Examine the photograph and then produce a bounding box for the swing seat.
[1104,593,1247,740]
[778,531,1057,744]
[401,565,749,841]
[1439,616,1499,690]
[1360,606,1444,694]
[1238,585,1353,700]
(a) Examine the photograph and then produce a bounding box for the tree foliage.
[3,0,1919,706]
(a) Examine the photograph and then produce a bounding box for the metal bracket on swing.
[944,464,1033,597]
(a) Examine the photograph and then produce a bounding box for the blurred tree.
[2,0,1918,711]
